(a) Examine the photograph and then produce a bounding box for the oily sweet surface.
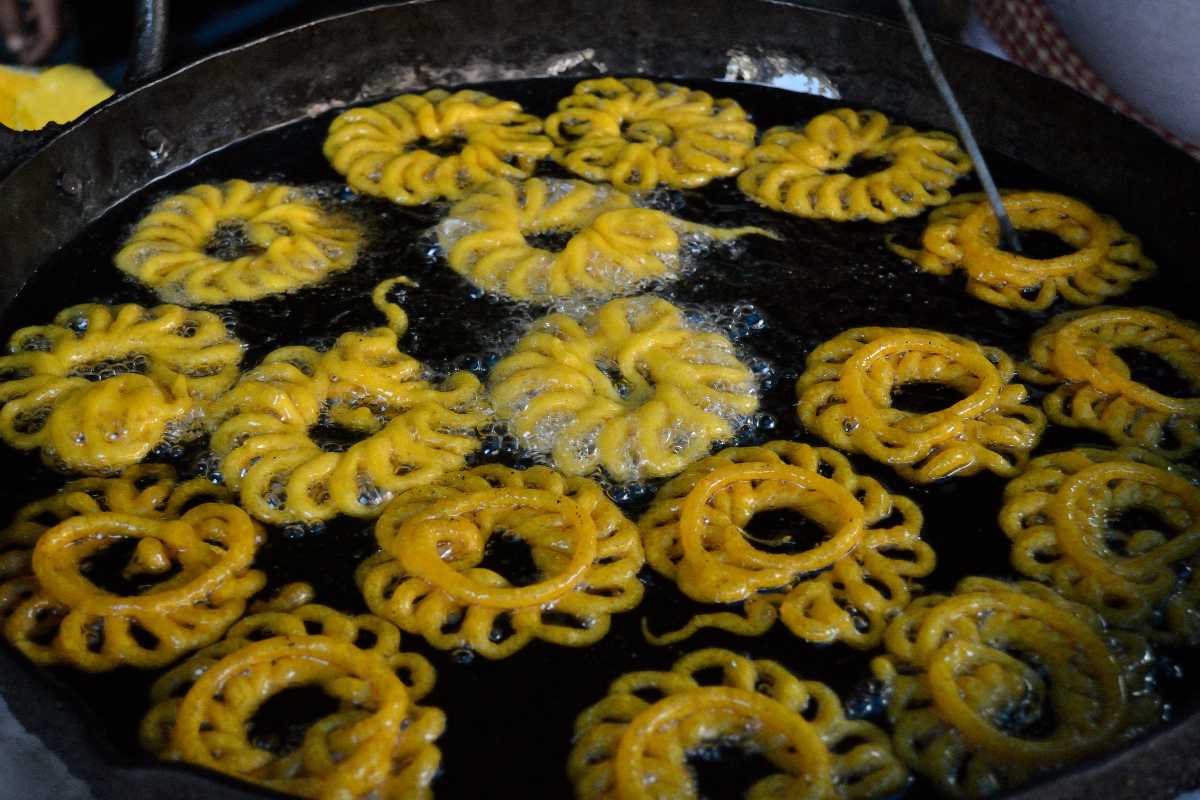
[0,78,1198,799]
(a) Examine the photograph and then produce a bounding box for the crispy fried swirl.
[211,327,487,525]
[570,647,907,800]
[1021,307,1200,457]
[140,604,443,799]
[738,109,971,222]
[1000,447,1200,642]
[797,327,1045,482]
[888,191,1155,311]
[437,177,769,301]
[0,303,243,474]
[872,577,1159,798]
[357,465,644,659]
[489,296,759,482]
[323,88,553,205]
[545,77,756,193]
[115,180,362,305]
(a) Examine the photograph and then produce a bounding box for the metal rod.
[126,0,169,88]
[897,0,1021,253]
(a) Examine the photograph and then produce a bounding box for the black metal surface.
[0,3,1198,799]
[125,0,171,88]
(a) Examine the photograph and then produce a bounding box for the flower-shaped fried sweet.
[323,88,553,206]
[569,647,907,800]
[872,577,1160,798]
[0,502,265,670]
[211,327,488,525]
[640,441,934,649]
[545,77,756,193]
[357,464,645,659]
[738,108,972,222]
[888,191,1155,311]
[999,447,1200,642]
[1021,307,1200,457]
[437,177,769,301]
[140,603,443,800]
[796,327,1045,482]
[0,303,243,474]
[489,296,759,482]
[115,180,362,305]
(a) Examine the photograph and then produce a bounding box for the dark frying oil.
[2,78,1198,800]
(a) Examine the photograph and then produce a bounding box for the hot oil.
[0,77,1197,797]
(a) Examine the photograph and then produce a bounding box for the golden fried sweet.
[546,77,756,193]
[437,177,770,301]
[0,303,243,474]
[141,603,443,799]
[115,180,361,305]
[211,327,488,525]
[489,296,759,482]
[738,108,971,222]
[569,647,907,800]
[0,502,265,671]
[1021,307,1200,457]
[872,577,1160,798]
[888,191,1155,311]
[640,441,934,649]
[324,88,553,206]
[796,327,1045,482]
[1000,447,1200,642]
[357,464,644,659]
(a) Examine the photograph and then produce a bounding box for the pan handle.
[125,0,170,87]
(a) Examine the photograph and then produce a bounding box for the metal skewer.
[897,0,1021,253]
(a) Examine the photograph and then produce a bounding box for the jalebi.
[371,275,418,338]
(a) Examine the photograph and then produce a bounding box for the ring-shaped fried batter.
[211,327,488,525]
[888,191,1155,311]
[1021,307,1200,457]
[738,108,971,222]
[115,180,362,305]
[999,447,1200,642]
[323,88,553,205]
[569,647,907,800]
[797,327,1045,482]
[437,177,770,301]
[546,77,757,193]
[357,464,645,659]
[640,441,934,649]
[0,303,243,474]
[489,296,759,482]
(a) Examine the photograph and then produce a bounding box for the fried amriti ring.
[796,327,1045,482]
[323,88,553,205]
[0,303,243,474]
[115,179,362,305]
[738,108,972,222]
[546,77,757,193]
[357,464,645,659]
[489,296,759,482]
[569,647,908,799]
[1020,306,1200,457]
[888,191,1155,311]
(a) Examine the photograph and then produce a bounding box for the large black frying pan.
[1,2,1199,799]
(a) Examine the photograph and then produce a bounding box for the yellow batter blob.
[211,327,488,525]
[324,88,553,205]
[371,275,419,337]
[489,296,759,482]
[0,303,243,474]
[437,177,770,301]
[888,191,1155,311]
[739,108,972,222]
[357,464,645,659]
[1000,447,1200,642]
[546,77,757,193]
[141,603,443,799]
[569,647,907,799]
[796,327,1045,482]
[1021,306,1200,457]
[115,180,362,305]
